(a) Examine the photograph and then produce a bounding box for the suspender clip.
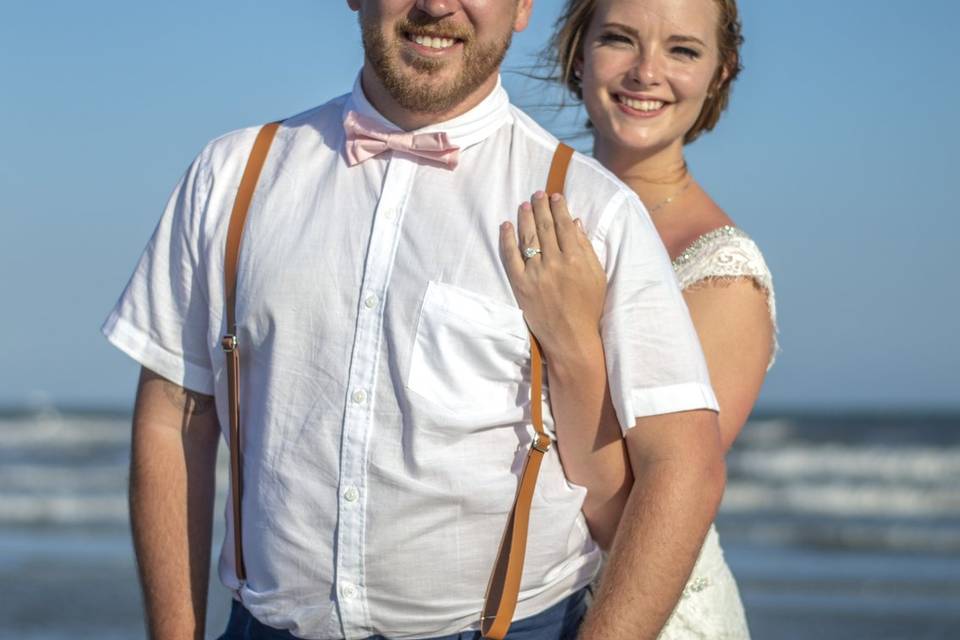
[531,434,552,454]
[221,334,238,352]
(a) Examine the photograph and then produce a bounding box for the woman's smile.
[614,93,671,117]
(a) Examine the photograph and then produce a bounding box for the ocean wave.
[0,495,128,525]
[0,464,125,492]
[717,518,960,554]
[728,445,960,484]
[2,411,959,553]
[0,414,130,449]
[722,481,960,517]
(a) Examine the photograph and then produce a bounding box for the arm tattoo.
[161,380,215,415]
[140,368,215,415]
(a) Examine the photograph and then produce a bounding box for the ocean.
[1,408,958,639]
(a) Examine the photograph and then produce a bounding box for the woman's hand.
[499,190,607,363]
[501,192,629,550]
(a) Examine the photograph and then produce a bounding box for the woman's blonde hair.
[551,0,744,144]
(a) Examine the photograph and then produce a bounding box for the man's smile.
[403,30,465,55]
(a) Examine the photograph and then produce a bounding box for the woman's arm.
[499,191,630,549]
[682,278,773,451]
[539,330,632,549]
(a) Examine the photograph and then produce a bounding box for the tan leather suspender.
[222,121,282,581]
[222,123,574,635]
[480,142,573,640]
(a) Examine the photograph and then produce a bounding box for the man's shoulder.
[281,92,351,133]
[195,93,350,174]
[507,105,643,212]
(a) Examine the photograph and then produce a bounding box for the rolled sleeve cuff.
[615,382,719,435]
[101,312,216,396]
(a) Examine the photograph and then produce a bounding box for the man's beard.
[361,13,512,115]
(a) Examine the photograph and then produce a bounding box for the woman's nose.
[629,51,663,87]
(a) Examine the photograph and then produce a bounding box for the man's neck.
[359,65,499,131]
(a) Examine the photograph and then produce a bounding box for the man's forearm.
[579,443,725,639]
[130,370,220,640]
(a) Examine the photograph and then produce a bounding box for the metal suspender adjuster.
[221,334,238,352]
[532,434,551,454]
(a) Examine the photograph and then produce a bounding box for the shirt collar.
[343,71,512,152]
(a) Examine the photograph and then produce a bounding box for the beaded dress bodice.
[672,225,778,368]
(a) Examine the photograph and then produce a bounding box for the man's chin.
[369,35,506,115]
[398,50,458,78]
[388,69,465,109]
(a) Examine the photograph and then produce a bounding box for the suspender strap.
[481,142,575,639]
[222,130,574,610]
[223,121,282,582]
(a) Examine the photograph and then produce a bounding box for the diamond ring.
[522,247,542,260]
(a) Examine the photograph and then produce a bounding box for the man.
[102,1,725,638]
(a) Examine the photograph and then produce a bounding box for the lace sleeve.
[672,226,779,369]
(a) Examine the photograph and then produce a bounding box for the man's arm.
[577,409,726,640]
[129,366,220,640]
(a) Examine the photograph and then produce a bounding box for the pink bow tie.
[343,110,460,169]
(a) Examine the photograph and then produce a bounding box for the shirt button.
[352,389,367,404]
[364,294,379,309]
[341,584,358,599]
[344,486,360,502]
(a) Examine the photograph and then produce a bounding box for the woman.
[501,0,776,636]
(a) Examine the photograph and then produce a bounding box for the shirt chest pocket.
[406,280,531,421]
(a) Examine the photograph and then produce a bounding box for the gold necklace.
[647,178,692,213]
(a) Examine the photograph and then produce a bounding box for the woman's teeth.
[619,95,666,112]
[411,34,456,49]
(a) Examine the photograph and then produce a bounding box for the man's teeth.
[619,96,665,112]
[411,34,457,49]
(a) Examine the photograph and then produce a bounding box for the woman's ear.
[719,64,731,87]
[718,53,736,89]
[707,62,730,99]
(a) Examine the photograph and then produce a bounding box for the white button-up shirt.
[103,74,718,639]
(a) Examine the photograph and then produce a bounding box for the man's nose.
[415,0,460,18]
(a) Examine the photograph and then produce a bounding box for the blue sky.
[1,1,958,410]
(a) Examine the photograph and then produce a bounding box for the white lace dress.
[655,225,777,639]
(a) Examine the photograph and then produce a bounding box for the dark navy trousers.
[218,587,588,640]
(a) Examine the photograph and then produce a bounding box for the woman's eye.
[598,33,633,46]
[672,46,701,59]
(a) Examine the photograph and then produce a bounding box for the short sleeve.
[101,150,217,395]
[672,227,779,370]
[593,191,719,434]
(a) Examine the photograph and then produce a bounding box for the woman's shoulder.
[672,225,772,288]
[655,191,771,288]
[672,223,779,368]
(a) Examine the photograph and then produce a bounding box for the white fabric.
[657,525,750,640]
[656,226,779,640]
[102,73,717,639]
[672,225,778,368]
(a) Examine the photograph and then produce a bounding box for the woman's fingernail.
[521,202,532,211]
[550,193,562,202]
[534,191,545,199]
